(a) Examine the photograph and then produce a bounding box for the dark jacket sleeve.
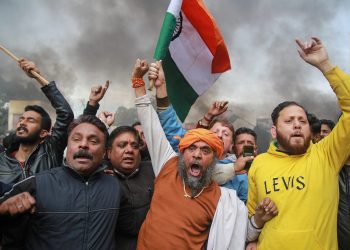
[83,102,99,116]
[41,81,74,154]
[338,166,350,250]
[0,181,11,196]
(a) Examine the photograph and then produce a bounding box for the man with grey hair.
[130,59,278,249]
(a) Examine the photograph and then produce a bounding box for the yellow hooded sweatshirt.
[247,67,350,250]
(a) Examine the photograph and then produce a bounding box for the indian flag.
[154,0,231,121]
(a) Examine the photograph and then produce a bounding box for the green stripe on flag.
[163,50,198,122]
[154,12,177,60]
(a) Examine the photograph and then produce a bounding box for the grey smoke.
[0,0,349,123]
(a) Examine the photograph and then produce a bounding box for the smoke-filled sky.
[1,0,349,125]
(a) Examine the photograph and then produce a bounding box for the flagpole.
[0,44,49,84]
[148,79,155,91]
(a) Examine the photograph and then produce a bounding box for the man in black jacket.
[338,157,350,250]
[3,115,123,250]
[107,126,154,250]
[0,58,74,185]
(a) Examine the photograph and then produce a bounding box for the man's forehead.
[70,123,103,136]
[235,133,256,143]
[210,122,233,133]
[279,105,307,118]
[22,110,42,119]
[321,124,331,129]
[113,132,138,142]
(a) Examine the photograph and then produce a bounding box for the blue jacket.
[158,105,248,202]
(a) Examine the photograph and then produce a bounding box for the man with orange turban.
[131,59,278,249]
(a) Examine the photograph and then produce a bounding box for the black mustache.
[73,150,93,160]
[17,126,28,133]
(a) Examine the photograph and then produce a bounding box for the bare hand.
[98,111,115,127]
[254,197,278,228]
[148,61,165,88]
[0,192,36,216]
[207,101,229,118]
[18,58,41,79]
[132,59,149,78]
[234,155,254,174]
[295,37,333,73]
[89,80,109,106]
[246,241,257,250]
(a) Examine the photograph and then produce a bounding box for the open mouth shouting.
[16,126,28,134]
[188,163,203,178]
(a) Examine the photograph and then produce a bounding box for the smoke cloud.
[0,0,349,124]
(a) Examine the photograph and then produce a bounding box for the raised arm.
[296,37,350,172]
[83,80,110,116]
[18,58,49,87]
[149,62,187,152]
[197,101,228,128]
[133,59,177,176]
[295,37,333,74]
[97,111,115,129]
[19,58,74,155]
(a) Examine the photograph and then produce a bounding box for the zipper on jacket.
[5,153,29,179]
[83,180,90,249]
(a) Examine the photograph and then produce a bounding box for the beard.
[15,127,41,145]
[177,154,216,198]
[276,131,311,155]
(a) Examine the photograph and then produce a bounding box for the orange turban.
[178,128,224,159]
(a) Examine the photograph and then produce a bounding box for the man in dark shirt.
[107,126,154,250]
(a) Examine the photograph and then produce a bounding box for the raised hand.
[148,61,165,88]
[295,37,333,73]
[207,101,229,119]
[132,59,149,79]
[254,197,278,228]
[89,80,109,106]
[18,58,41,79]
[98,111,115,128]
[234,155,254,174]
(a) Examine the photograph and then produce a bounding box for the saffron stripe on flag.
[153,0,230,121]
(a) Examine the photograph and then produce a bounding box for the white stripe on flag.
[169,12,220,95]
[167,0,182,17]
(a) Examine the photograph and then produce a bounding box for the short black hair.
[307,113,321,134]
[68,115,109,146]
[320,119,335,130]
[108,126,140,148]
[24,105,51,131]
[271,101,307,125]
[234,127,257,143]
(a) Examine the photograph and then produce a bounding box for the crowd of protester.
[0,37,349,250]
